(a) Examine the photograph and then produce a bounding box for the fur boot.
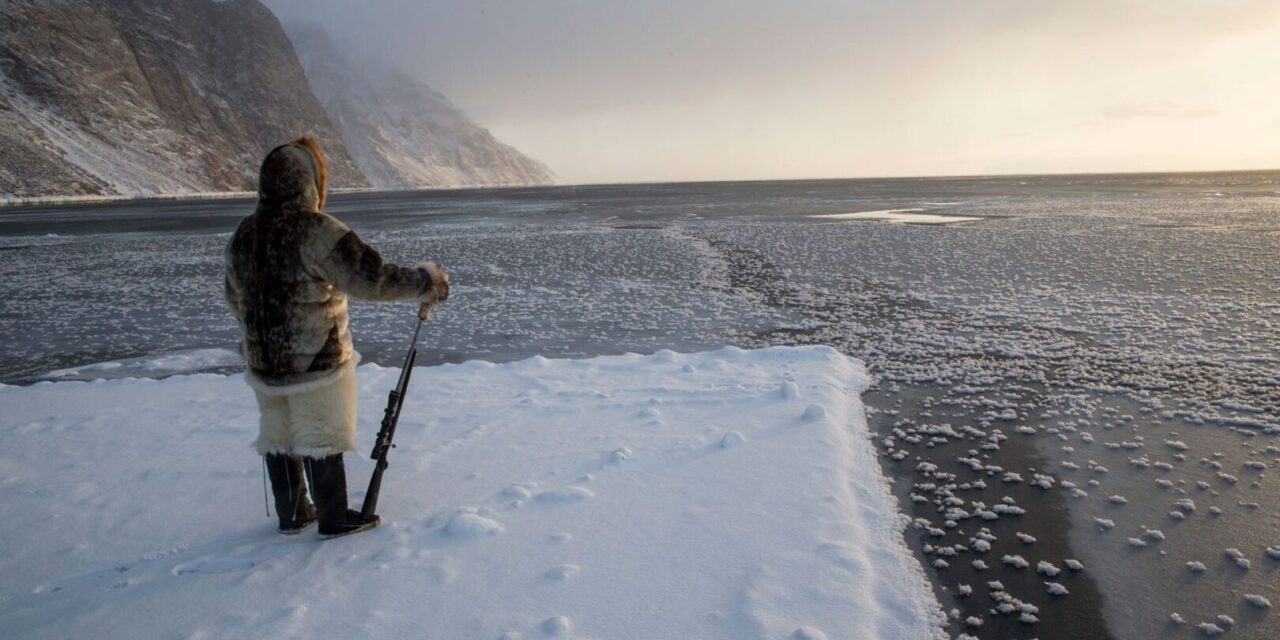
[264,453,316,535]
[303,454,380,539]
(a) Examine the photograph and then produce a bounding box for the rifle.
[360,301,434,520]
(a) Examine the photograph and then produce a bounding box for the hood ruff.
[257,137,328,212]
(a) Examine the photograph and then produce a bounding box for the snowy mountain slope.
[289,26,555,189]
[0,0,367,198]
[0,347,942,639]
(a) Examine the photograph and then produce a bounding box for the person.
[223,136,448,538]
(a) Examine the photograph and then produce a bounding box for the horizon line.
[548,165,1280,190]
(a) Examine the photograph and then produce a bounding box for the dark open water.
[2,172,1278,639]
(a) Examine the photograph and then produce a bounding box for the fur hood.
[225,137,433,390]
[258,137,329,211]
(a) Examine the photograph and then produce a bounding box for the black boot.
[265,453,317,535]
[304,454,380,539]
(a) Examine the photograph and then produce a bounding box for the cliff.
[289,26,554,189]
[0,0,552,199]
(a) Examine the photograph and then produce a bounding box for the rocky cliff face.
[288,27,554,190]
[0,0,366,198]
[0,0,552,199]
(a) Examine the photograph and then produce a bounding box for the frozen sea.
[2,172,1279,639]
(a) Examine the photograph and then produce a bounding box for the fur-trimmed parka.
[224,137,437,392]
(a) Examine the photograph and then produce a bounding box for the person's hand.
[417,261,449,303]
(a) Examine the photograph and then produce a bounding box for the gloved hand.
[416,261,449,319]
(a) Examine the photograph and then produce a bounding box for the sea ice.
[1001,555,1029,569]
[1244,594,1271,608]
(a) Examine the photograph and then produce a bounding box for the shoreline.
[4,165,1279,210]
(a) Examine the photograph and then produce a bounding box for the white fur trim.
[252,393,294,455]
[252,360,358,456]
[416,260,448,298]
[291,445,353,459]
[416,261,446,284]
[243,353,361,397]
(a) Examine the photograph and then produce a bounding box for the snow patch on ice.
[811,210,984,225]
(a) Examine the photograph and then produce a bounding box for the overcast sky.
[267,0,1280,184]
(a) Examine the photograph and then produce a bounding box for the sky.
[267,0,1280,184]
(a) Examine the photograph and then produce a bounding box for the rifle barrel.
[361,316,427,520]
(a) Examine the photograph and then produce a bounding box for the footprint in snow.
[266,604,307,624]
[803,404,827,421]
[793,627,829,640]
[173,552,283,576]
[779,381,801,400]
[502,484,535,500]
[544,564,579,581]
[425,562,459,585]
[535,487,594,503]
[543,615,572,635]
[720,431,748,449]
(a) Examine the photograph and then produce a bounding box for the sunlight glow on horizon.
[268,0,1280,183]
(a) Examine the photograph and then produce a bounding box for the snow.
[810,210,984,225]
[1244,594,1271,609]
[0,346,943,639]
[42,348,243,380]
[1198,622,1225,635]
[0,64,228,199]
[0,191,256,207]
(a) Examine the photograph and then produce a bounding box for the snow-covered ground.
[0,347,943,640]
